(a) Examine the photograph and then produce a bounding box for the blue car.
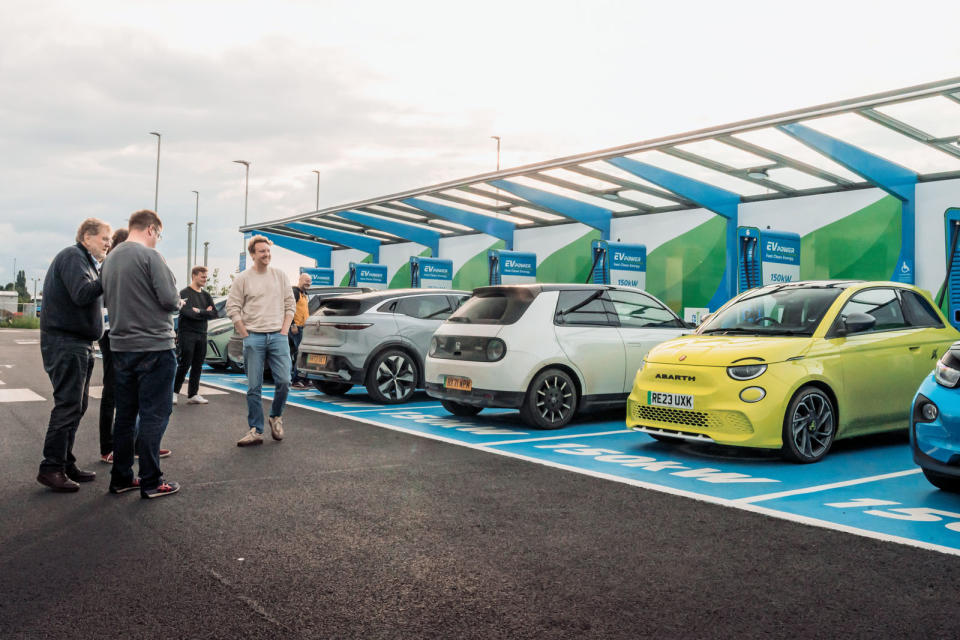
[911,341,960,492]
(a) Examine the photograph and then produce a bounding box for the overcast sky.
[2,0,960,290]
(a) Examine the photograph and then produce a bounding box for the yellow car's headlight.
[727,364,767,381]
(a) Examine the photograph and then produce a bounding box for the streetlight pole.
[186,222,194,284]
[311,169,321,211]
[149,132,161,211]
[233,160,250,255]
[192,190,199,266]
[203,241,209,267]
[490,135,502,215]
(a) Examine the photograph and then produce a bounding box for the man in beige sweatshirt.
[226,235,295,447]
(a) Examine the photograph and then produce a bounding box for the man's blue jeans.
[243,332,291,433]
[111,349,176,492]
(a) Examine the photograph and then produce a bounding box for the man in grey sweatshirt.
[101,210,183,499]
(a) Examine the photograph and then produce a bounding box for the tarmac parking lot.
[3,328,960,638]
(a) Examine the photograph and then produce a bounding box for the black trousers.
[39,332,95,472]
[174,331,206,397]
[98,331,116,456]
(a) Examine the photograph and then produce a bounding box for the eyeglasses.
[151,225,163,241]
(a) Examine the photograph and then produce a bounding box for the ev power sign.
[349,262,388,290]
[609,243,647,289]
[299,267,335,286]
[410,257,453,289]
[490,250,537,285]
[760,231,801,285]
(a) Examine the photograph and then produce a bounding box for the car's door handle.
[909,346,921,351]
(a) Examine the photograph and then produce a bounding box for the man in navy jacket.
[37,218,112,492]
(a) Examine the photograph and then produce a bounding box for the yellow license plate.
[444,375,472,392]
[307,354,329,367]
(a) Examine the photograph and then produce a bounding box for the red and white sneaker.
[100,452,114,464]
[141,480,180,499]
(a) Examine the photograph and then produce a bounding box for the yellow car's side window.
[840,288,909,333]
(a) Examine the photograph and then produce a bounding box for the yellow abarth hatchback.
[627,281,960,463]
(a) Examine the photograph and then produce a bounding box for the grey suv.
[297,289,470,403]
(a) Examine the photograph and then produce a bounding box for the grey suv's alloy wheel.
[441,400,482,417]
[520,368,578,429]
[781,386,836,463]
[312,380,353,396]
[366,349,418,404]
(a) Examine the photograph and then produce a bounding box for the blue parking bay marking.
[200,372,960,556]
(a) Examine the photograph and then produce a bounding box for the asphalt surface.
[2,328,960,639]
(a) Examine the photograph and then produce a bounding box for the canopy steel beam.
[250,229,334,267]
[564,165,694,206]
[336,210,441,257]
[779,122,917,283]
[284,221,381,262]
[660,147,796,194]
[858,108,960,160]
[717,135,855,186]
[526,173,648,212]
[402,197,515,249]
[607,155,740,308]
[426,191,540,224]
[488,179,612,240]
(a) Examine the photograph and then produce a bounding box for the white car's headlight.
[727,364,767,381]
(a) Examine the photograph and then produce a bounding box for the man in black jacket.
[37,218,112,492]
[174,265,217,404]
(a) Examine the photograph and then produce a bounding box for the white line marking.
[0,388,45,402]
[338,404,444,414]
[88,385,103,399]
[197,378,960,558]
[733,468,924,504]
[181,385,229,396]
[483,430,632,447]
[15,340,40,345]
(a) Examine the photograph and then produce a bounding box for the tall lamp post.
[311,169,321,211]
[233,160,250,254]
[149,131,161,211]
[203,241,209,268]
[186,222,194,283]
[192,190,199,266]
[490,135,501,215]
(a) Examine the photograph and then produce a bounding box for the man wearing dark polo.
[37,217,112,492]
[173,265,217,405]
[102,210,183,499]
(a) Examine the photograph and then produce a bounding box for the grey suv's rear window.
[448,292,533,325]
[319,298,375,316]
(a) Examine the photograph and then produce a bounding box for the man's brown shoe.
[268,416,284,441]
[237,428,264,447]
[65,466,96,482]
[37,471,80,493]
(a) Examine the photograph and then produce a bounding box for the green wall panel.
[646,216,726,313]
[800,195,901,281]
[536,229,602,284]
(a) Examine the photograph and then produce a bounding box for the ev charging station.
[589,240,647,288]
[299,267,335,286]
[348,262,388,290]
[737,227,802,293]
[488,250,537,285]
[941,208,960,331]
[410,257,453,289]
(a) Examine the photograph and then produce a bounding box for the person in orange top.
[289,272,312,390]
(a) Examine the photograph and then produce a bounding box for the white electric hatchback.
[424,284,691,428]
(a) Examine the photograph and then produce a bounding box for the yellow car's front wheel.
[781,386,837,463]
